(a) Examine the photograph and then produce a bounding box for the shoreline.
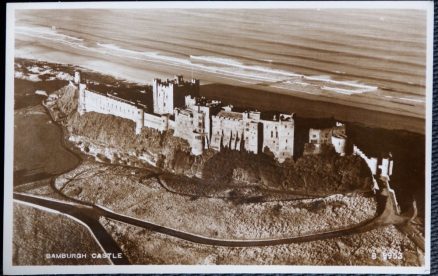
[14,56,425,135]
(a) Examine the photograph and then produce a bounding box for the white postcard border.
[3,1,433,274]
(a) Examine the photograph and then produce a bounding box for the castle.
[74,72,401,211]
[305,122,347,156]
[76,72,295,162]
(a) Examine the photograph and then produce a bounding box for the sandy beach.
[13,9,427,126]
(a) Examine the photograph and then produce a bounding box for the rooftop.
[216,110,243,120]
[189,96,221,107]
[332,132,347,139]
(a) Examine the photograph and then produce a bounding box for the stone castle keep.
[77,72,305,162]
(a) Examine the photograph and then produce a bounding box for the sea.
[14,8,427,133]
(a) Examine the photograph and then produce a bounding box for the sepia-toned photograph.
[3,1,432,274]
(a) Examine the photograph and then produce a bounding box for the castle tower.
[135,108,144,135]
[277,114,295,162]
[152,78,173,114]
[161,114,169,132]
[153,76,200,115]
[379,153,394,178]
[191,132,204,156]
[369,157,378,175]
[243,120,259,154]
[74,71,81,85]
[78,83,87,115]
[331,134,346,156]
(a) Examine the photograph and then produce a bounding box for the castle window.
[271,131,273,138]
[276,132,278,138]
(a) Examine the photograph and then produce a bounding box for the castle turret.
[379,153,394,178]
[191,132,204,156]
[74,71,81,85]
[78,83,87,115]
[331,134,346,156]
[243,121,259,154]
[135,108,144,135]
[369,157,378,175]
[161,114,169,132]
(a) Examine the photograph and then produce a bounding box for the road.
[14,191,391,250]
[14,193,130,265]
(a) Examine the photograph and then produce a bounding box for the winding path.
[14,193,130,265]
[14,190,392,249]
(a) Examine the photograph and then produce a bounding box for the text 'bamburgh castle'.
[76,73,345,163]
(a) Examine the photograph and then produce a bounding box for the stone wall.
[79,84,169,135]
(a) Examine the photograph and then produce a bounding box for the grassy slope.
[101,217,421,265]
[55,161,377,240]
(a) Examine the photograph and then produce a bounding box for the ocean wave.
[384,95,424,103]
[191,55,302,77]
[16,26,381,97]
[16,26,84,42]
[191,55,378,94]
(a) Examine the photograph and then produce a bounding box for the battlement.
[185,95,221,108]
[154,75,199,87]
[279,113,294,122]
[153,75,200,115]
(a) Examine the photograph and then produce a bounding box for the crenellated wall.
[143,112,170,133]
[78,83,169,134]
[353,145,378,175]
